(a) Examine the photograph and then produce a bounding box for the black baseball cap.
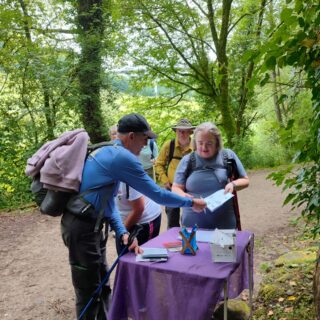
[117,113,157,139]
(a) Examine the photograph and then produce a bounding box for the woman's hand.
[224,177,249,194]
[121,233,144,255]
[225,181,236,194]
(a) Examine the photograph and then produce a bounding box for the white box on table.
[210,229,237,263]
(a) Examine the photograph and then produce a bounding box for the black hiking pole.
[78,225,143,320]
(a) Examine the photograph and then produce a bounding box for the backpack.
[29,139,114,220]
[184,149,239,181]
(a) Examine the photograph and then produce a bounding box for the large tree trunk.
[217,69,236,146]
[271,69,284,127]
[76,0,107,143]
[236,0,267,136]
[314,248,320,319]
[207,0,236,146]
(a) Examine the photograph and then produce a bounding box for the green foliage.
[0,0,317,211]
[0,123,33,208]
[114,0,270,143]
[261,0,320,238]
[115,93,202,146]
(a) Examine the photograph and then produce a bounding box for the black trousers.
[165,206,180,229]
[61,212,111,320]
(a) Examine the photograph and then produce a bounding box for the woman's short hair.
[109,124,118,134]
[192,122,223,152]
[109,124,118,140]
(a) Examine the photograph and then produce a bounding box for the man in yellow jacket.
[155,119,195,228]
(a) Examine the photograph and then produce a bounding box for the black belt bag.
[65,183,115,232]
[66,195,96,219]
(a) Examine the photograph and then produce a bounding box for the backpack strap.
[87,141,114,157]
[150,139,155,159]
[84,141,117,231]
[222,149,241,230]
[222,149,232,180]
[222,149,239,180]
[185,152,196,180]
[125,183,130,199]
[166,138,178,175]
[167,138,175,166]
[94,183,115,232]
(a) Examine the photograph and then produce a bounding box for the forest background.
[0,0,319,238]
[0,0,319,317]
[0,0,317,210]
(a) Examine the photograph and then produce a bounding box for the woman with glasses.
[172,122,249,229]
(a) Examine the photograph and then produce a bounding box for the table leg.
[247,238,253,319]
[223,279,228,320]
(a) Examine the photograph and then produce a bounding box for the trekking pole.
[233,191,241,230]
[78,225,143,320]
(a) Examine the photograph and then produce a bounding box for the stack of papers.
[136,248,169,262]
[163,241,182,252]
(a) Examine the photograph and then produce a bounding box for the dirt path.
[0,169,299,320]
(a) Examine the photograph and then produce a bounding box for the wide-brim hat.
[171,118,195,131]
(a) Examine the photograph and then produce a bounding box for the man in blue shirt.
[61,113,206,320]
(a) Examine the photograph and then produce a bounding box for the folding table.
[109,228,254,320]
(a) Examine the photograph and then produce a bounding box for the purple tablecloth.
[109,228,254,320]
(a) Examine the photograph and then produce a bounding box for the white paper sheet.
[204,189,234,212]
[178,230,214,243]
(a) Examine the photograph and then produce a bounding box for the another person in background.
[155,118,195,228]
[172,122,249,229]
[109,124,118,141]
[116,181,161,249]
[139,138,158,179]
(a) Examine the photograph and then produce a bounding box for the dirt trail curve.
[0,169,298,320]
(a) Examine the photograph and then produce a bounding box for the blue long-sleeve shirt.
[80,140,193,236]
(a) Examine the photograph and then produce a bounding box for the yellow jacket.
[155,138,193,185]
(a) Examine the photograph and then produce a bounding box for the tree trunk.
[76,0,108,143]
[271,69,284,126]
[217,67,236,146]
[236,0,267,136]
[207,0,236,146]
[42,84,55,140]
[314,248,320,319]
